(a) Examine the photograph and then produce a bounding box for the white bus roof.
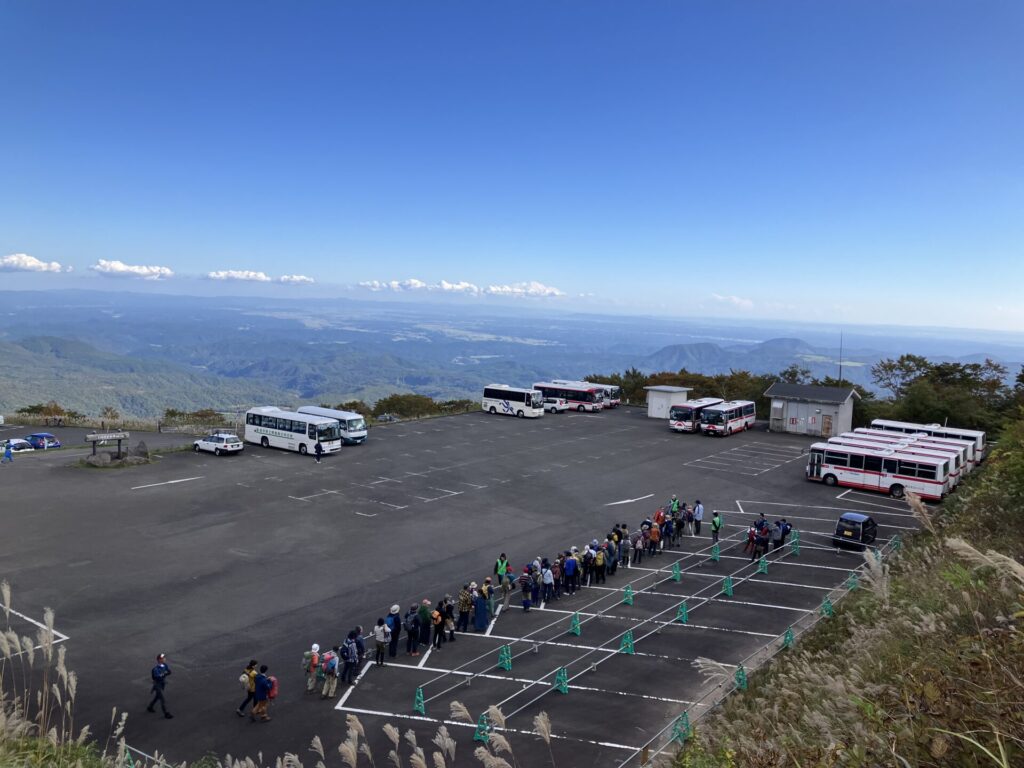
[297,405,364,420]
[246,406,335,423]
[704,400,754,410]
[831,436,959,460]
[871,418,985,439]
[485,384,540,393]
[671,397,724,408]
[534,381,600,391]
[811,441,947,466]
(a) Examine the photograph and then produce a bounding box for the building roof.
[644,385,693,394]
[763,382,860,404]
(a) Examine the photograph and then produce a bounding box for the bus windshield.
[346,418,366,432]
[702,411,724,425]
[317,423,341,441]
[529,392,543,407]
[670,407,692,420]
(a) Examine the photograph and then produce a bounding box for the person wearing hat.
[386,605,402,658]
[147,653,173,718]
[442,594,456,642]
[483,576,496,619]
[303,643,321,693]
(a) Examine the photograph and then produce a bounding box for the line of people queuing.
[235,495,772,716]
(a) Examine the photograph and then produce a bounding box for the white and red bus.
[806,441,952,501]
[533,381,604,412]
[871,419,987,461]
[551,380,621,408]
[669,397,724,433]
[700,400,756,436]
[854,428,977,472]
[827,435,963,488]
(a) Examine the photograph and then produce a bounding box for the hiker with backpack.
[771,521,785,551]
[456,586,472,632]
[319,647,340,699]
[518,566,533,611]
[430,604,445,650]
[684,505,695,536]
[541,560,555,601]
[236,659,258,717]
[593,545,607,583]
[302,643,321,694]
[443,595,456,641]
[340,632,359,684]
[562,550,578,594]
[403,605,421,656]
[251,664,275,721]
[417,600,432,648]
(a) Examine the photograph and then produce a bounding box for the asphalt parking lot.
[1,408,919,766]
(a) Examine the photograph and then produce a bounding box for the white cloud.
[0,253,67,273]
[207,270,272,282]
[358,278,565,298]
[711,293,754,310]
[279,274,315,284]
[90,259,173,280]
[484,281,565,298]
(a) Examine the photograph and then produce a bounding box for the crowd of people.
[217,497,795,721]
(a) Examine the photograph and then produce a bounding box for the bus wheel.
[889,484,905,499]
[823,474,838,487]
[260,437,269,448]
[299,444,308,455]
[577,405,585,412]
[489,407,497,414]
[516,410,524,418]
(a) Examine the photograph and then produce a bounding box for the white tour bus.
[552,379,621,408]
[482,385,544,418]
[700,400,756,436]
[245,406,343,454]
[852,428,976,474]
[806,441,952,501]
[871,418,987,461]
[296,406,368,445]
[828,435,962,488]
[669,397,724,433]
[533,382,604,412]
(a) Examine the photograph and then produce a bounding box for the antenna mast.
[838,330,844,384]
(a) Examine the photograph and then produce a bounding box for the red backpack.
[268,675,279,699]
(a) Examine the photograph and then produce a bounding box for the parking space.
[683,439,807,477]
[1,410,917,767]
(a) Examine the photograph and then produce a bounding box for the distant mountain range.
[0,290,1021,418]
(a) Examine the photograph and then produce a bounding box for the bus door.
[806,451,823,479]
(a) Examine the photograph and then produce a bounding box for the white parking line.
[131,476,203,490]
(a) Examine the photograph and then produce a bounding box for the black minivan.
[833,512,878,551]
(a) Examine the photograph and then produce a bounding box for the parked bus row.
[243,405,368,455]
[481,380,623,418]
[869,418,986,461]
[668,398,757,436]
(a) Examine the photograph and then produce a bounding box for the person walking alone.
[693,501,704,536]
[1,442,12,464]
[237,659,258,717]
[303,644,321,693]
[711,512,723,544]
[147,653,173,719]
[314,440,323,464]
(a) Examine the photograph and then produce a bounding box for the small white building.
[644,385,693,420]
[764,383,860,437]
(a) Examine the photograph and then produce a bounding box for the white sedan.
[193,433,244,456]
[543,397,569,414]
[3,438,35,453]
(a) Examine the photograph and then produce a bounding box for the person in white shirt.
[372,619,391,667]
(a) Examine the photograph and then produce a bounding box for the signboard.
[85,432,130,442]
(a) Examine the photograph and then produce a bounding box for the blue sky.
[2,1,1022,330]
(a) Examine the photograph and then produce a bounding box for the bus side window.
[883,459,898,474]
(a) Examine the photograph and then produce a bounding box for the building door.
[821,414,833,437]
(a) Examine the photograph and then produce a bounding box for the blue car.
[25,433,61,450]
